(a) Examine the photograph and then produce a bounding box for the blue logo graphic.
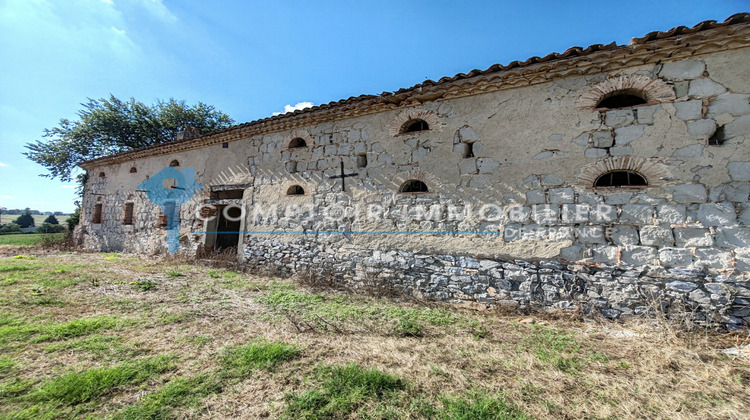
[138,167,202,253]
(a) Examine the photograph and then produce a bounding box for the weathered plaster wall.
[79,47,750,328]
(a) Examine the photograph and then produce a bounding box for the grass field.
[0,250,748,419]
[0,233,66,246]
[0,214,70,227]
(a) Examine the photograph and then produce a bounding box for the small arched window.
[399,180,429,193]
[129,167,137,173]
[169,160,180,167]
[98,172,106,178]
[287,185,305,195]
[401,119,429,134]
[596,91,648,109]
[289,138,307,149]
[594,170,648,188]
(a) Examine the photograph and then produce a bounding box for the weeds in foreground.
[283,363,530,419]
[283,363,405,418]
[35,355,174,404]
[113,340,299,419]
[221,340,301,378]
[129,279,157,291]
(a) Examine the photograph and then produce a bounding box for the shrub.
[43,215,59,225]
[35,223,66,234]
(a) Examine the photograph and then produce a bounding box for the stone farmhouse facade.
[79,14,750,328]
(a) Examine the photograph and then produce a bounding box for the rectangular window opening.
[123,203,134,225]
[357,154,367,168]
[92,204,103,224]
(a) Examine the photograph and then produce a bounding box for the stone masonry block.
[725,182,750,202]
[507,206,531,223]
[604,110,634,128]
[674,100,702,120]
[578,226,606,244]
[658,61,705,80]
[724,115,750,140]
[585,148,608,158]
[658,204,686,224]
[636,105,661,125]
[674,228,713,247]
[604,192,633,205]
[531,204,559,225]
[621,246,658,266]
[734,248,750,272]
[688,78,726,98]
[687,119,716,138]
[592,130,614,147]
[525,189,546,205]
[639,225,674,246]
[670,184,707,204]
[592,246,619,264]
[659,248,693,268]
[619,204,654,224]
[541,174,563,186]
[590,204,617,223]
[694,248,734,270]
[697,202,737,227]
[561,204,589,224]
[707,93,750,117]
[614,125,645,145]
[610,146,634,156]
[548,226,575,241]
[728,162,750,182]
[477,158,500,173]
[608,225,639,246]
[549,188,575,204]
[715,227,750,248]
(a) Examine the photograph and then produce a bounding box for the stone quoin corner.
[77,14,750,329]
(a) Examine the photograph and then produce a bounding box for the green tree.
[13,209,35,228]
[0,223,21,234]
[24,95,234,184]
[44,214,59,225]
[66,207,81,231]
[36,223,66,234]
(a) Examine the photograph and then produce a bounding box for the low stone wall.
[243,237,750,330]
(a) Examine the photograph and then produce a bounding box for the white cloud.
[272,101,314,116]
[0,162,6,167]
[2,196,13,199]
[135,0,177,22]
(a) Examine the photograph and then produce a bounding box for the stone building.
[79,14,750,328]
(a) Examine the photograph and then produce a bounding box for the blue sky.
[0,0,746,213]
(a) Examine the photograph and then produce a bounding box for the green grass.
[129,279,157,291]
[0,315,120,344]
[0,233,65,246]
[113,340,301,419]
[283,363,406,419]
[261,283,463,335]
[522,324,585,373]
[34,355,174,405]
[113,374,221,419]
[221,340,300,378]
[432,391,532,420]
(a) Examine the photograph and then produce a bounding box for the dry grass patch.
[0,249,747,419]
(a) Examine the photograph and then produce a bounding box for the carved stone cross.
[328,160,358,192]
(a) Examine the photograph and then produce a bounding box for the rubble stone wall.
[80,46,750,328]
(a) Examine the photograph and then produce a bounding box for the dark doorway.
[215,206,242,250]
